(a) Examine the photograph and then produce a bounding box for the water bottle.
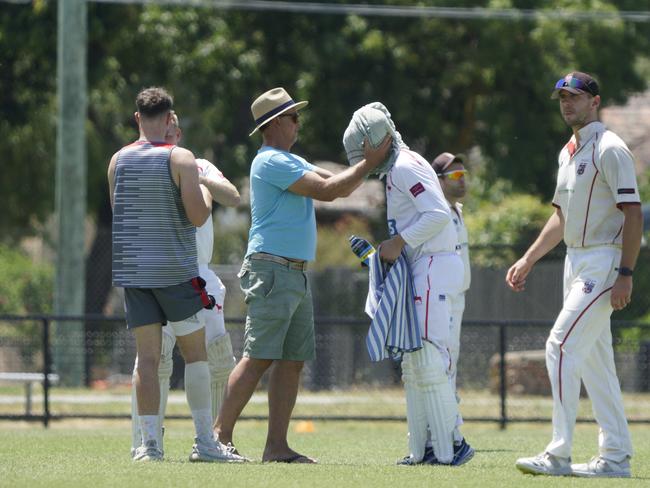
[349,235,376,267]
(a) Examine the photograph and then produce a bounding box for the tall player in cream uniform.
[131,113,242,459]
[507,72,642,478]
[431,152,471,445]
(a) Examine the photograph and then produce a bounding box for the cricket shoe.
[571,456,631,478]
[131,426,165,459]
[396,446,437,466]
[224,442,252,462]
[189,437,247,463]
[133,440,163,462]
[451,439,475,466]
[515,452,572,476]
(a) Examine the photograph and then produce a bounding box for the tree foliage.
[1,0,649,239]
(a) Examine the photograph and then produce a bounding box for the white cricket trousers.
[448,292,465,392]
[448,291,465,433]
[411,252,464,365]
[545,246,632,462]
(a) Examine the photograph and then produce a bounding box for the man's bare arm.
[199,175,241,207]
[610,203,643,310]
[506,206,564,292]
[171,148,211,226]
[107,153,118,209]
[311,166,334,179]
[288,136,391,202]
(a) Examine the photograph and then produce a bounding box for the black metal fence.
[2,314,650,428]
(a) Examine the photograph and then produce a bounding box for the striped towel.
[364,251,422,361]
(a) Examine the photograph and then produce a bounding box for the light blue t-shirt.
[246,146,317,261]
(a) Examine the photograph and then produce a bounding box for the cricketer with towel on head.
[343,103,473,466]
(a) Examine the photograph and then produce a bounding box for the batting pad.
[401,352,428,462]
[412,342,458,464]
[207,333,236,421]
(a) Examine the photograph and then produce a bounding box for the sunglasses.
[279,112,299,123]
[441,169,467,181]
[553,76,597,96]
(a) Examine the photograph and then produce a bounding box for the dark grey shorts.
[123,279,206,329]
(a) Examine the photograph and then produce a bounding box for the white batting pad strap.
[207,333,236,380]
[402,351,427,461]
[207,334,235,421]
[158,333,175,380]
[211,378,227,422]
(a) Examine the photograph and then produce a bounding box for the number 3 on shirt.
[387,219,398,237]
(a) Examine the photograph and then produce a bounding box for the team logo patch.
[577,162,587,175]
[582,279,596,294]
[409,182,425,197]
[438,295,446,302]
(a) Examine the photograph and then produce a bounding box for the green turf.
[4,386,650,420]
[1,420,648,487]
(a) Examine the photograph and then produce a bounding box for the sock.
[140,415,159,446]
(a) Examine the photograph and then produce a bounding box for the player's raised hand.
[506,257,533,292]
[362,134,393,170]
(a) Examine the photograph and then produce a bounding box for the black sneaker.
[451,439,475,466]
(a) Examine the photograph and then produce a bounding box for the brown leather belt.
[249,252,308,272]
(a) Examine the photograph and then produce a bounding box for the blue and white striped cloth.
[364,251,422,361]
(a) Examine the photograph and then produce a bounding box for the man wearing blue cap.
[507,72,642,478]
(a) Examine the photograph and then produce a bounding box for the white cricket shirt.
[196,158,224,264]
[552,122,640,248]
[451,202,471,292]
[386,149,457,264]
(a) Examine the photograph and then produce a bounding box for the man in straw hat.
[213,87,391,463]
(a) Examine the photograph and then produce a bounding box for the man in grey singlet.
[108,87,242,463]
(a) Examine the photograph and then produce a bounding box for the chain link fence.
[2,247,650,426]
[2,314,649,427]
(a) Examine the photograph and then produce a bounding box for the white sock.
[192,408,214,444]
[139,415,159,446]
[185,361,213,442]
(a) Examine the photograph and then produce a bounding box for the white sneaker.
[224,442,252,462]
[133,440,163,462]
[189,437,247,463]
[515,452,572,476]
[571,456,631,478]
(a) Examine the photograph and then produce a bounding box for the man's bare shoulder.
[108,152,119,170]
[170,146,197,167]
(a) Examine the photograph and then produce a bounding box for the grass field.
[1,420,649,487]
[4,385,650,422]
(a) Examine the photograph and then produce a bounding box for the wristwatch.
[617,267,634,277]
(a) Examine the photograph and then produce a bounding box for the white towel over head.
[342,102,408,176]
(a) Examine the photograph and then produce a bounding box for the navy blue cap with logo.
[551,72,599,99]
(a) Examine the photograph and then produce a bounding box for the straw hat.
[249,87,308,136]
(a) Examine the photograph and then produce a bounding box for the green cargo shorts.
[238,257,315,361]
